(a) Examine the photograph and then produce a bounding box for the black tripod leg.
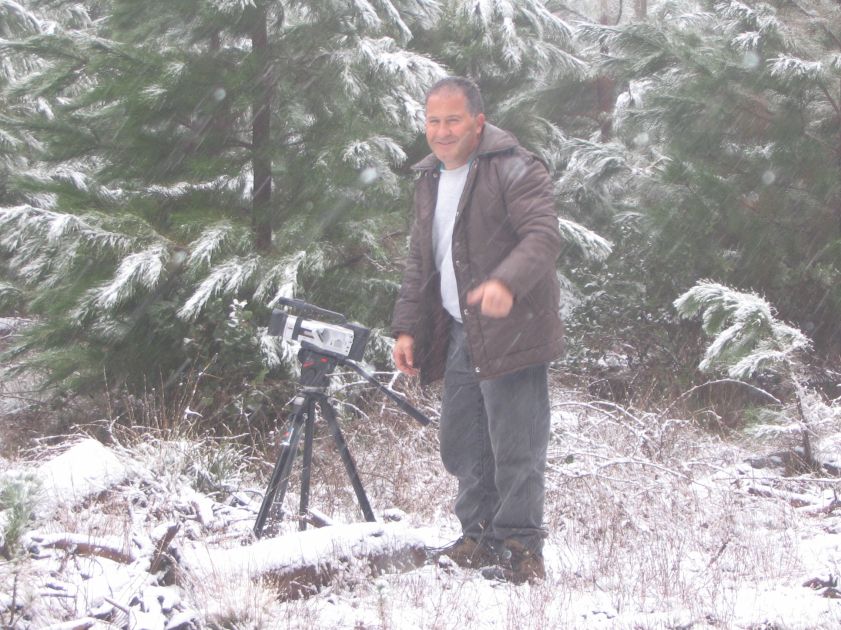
[253,396,308,538]
[320,399,376,522]
[298,397,316,531]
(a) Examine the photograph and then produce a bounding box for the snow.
[33,439,129,519]
[4,397,841,628]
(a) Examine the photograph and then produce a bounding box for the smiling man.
[391,77,565,584]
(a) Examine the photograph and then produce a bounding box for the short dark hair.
[426,76,484,116]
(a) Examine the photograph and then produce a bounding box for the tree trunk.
[597,1,616,142]
[251,5,273,251]
[635,0,647,19]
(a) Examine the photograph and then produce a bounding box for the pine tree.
[565,0,841,385]
[676,280,821,468]
[0,0,446,404]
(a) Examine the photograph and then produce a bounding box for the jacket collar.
[412,123,519,171]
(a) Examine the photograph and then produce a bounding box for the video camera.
[268,298,370,362]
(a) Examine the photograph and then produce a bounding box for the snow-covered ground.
[3,385,841,629]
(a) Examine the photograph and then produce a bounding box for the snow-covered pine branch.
[716,0,785,41]
[556,139,629,194]
[0,281,22,310]
[185,222,251,272]
[90,245,170,311]
[330,36,445,115]
[0,0,42,42]
[455,0,583,77]
[253,251,306,306]
[0,206,136,273]
[178,256,260,321]
[340,135,407,195]
[258,329,292,369]
[209,0,257,16]
[557,218,613,263]
[768,55,825,83]
[674,281,811,379]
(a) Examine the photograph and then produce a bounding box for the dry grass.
[5,370,841,628]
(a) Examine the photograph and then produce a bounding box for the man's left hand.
[467,279,514,318]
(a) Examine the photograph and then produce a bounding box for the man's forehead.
[428,86,466,99]
[426,89,470,113]
[427,87,469,105]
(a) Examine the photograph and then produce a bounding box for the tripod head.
[267,298,431,426]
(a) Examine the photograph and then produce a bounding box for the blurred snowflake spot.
[213,87,227,101]
[761,170,776,186]
[633,132,650,147]
[171,250,187,265]
[359,167,379,185]
[742,51,761,70]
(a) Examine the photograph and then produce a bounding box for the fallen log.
[747,484,815,508]
[40,617,100,630]
[28,533,136,564]
[180,522,428,600]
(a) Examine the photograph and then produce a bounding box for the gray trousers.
[439,321,551,552]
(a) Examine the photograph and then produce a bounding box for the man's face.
[425,89,485,170]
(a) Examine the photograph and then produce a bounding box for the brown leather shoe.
[481,539,545,584]
[430,536,498,568]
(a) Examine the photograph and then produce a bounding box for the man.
[391,76,564,584]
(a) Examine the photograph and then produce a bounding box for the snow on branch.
[178,256,260,321]
[557,218,613,263]
[253,250,305,306]
[366,0,424,43]
[185,222,250,272]
[335,36,445,100]
[457,0,581,75]
[350,0,385,32]
[342,136,406,168]
[732,31,762,51]
[0,0,42,36]
[674,281,811,378]
[558,139,629,190]
[209,0,256,16]
[91,244,169,311]
[769,55,824,82]
[519,0,574,45]
[258,329,291,369]
[716,0,783,37]
[0,127,23,150]
[461,0,513,30]
[0,206,136,270]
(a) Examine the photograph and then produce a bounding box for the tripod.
[253,347,430,538]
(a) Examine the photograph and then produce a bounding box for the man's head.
[425,76,485,170]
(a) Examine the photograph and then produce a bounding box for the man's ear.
[477,112,486,133]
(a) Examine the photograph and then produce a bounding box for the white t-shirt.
[432,162,470,322]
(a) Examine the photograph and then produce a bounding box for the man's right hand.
[393,334,419,377]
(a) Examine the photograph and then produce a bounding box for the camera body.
[268,303,370,362]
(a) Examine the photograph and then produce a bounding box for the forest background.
[2,0,840,435]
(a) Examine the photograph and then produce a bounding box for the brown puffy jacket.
[391,123,565,384]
